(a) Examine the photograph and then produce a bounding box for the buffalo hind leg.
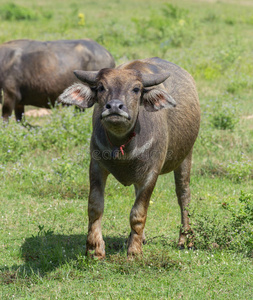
[86,159,108,259]
[174,149,194,249]
[15,103,25,122]
[128,173,158,256]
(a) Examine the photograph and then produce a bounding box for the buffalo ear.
[142,88,176,112]
[58,83,96,109]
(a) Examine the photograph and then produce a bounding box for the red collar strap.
[105,129,136,158]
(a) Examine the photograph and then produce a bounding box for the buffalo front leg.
[128,173,158,256]
[86,159,108,258]
[174,150,194,248]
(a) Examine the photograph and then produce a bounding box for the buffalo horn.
[142,72,170,87]
[74,70,98,85]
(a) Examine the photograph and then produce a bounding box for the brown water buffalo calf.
[59,57,201,258]
[0,39,115,121]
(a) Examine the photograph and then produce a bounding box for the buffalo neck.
[102,118,139,155]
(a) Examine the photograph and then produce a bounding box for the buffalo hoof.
[178,243,195,251]
[178,228,195,250]
[178,244,185,250]
[127,233,143,257]
[86,240,105,259]
[127,248,143,258]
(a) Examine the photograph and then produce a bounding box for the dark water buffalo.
[0,39,115,121]
[59,57,201,258]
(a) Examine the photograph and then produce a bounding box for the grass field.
[0,0,252,299]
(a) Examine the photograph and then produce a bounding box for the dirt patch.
[194,0,253,5]
[242,115,253,120]
[24,108,51,117]
[0,105,51,118]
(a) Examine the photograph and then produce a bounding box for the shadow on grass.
[0,233,127,283]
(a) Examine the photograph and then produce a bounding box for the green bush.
[97,22,136,49]
[210,97,238,130]
[0,3,52,21]
[191,191,253,256]
[216,42,242,70]
[211,110,238,130]
[227,75,250,94]
[0,3,38,21]
[132,4,196,48]
[224,17,236,25]
[225,158,253,182]
[202,12,220,23]
[222,191,253,254]
[162,3,189,20]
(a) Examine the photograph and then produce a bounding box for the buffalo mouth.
[101,111,131,120]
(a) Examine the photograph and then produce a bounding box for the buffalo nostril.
[105,100,125,111]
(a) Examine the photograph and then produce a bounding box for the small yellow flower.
[78,13,85,26]
[178,19,185,26]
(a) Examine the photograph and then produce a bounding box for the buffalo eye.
[97,84,105,93]
[132,87,140,94]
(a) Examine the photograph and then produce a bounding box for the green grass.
[0,0,253,299]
